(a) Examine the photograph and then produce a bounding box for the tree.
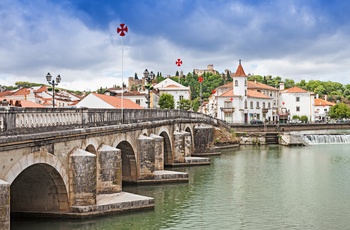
[158,93,175,109]
[175,71,179,77]
[300,115,308,123]
[177,99,191,110]
[329,103,350,119]
[134,72,138,79]
[96,87,107,94]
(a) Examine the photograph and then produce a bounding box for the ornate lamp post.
[46,73,61,107]
[143,69,155,108]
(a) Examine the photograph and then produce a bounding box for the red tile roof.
[282,86,309,93]
[19,100,45,108]
[217,82,233,89]
[234,60,246,77]
[248,81,278,91]
[247,90,271,99]
[220,89,234,97]
[314,98,335,106]
[93,93,143,109]
[0,90,13,97]
[35,85,47,93]
[12,88,30,96]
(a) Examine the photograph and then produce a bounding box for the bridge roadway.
[0,107,228,229]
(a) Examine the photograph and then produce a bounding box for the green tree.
[329,103,350,119]
[175,71,179,77]
[191,97,200,112]
[300,115,308,123]
[177,99,191,110]
[158,93,175,109]
[96,87,107,94]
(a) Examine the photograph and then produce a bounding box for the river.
[12,144,350,230]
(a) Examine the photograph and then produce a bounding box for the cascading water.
[302,134,350,144]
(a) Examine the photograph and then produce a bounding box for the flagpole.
[121,36,124,123]
[117,23,128,124]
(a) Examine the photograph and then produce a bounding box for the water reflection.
[12,144,350,230]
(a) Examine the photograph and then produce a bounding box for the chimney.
[279,82,285,90]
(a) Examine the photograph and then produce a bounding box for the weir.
[302,134,350,144]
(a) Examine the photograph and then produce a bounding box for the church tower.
[232,60,248,100]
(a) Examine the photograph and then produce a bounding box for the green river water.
[12,144,350,230]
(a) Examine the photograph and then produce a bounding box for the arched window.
[235,80,238,86]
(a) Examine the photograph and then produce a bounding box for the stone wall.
[193,125,214,153]
[0,180,10,230]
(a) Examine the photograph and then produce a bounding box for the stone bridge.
[0,107,228,229]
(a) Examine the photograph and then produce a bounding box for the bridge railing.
[0,107,225,136]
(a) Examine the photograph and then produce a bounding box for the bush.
[300,115,308,123]
[292,115,300,120]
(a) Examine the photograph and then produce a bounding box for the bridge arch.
[159,131,172,165]
[6,152,69,213]
[116,141,137,183]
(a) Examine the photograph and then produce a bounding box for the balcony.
[220,107,235,113]
[262,108,269,113]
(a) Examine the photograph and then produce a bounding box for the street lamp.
[46,73,61,107]
[143,69,155,108]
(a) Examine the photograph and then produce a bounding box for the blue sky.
[1,0,350,91]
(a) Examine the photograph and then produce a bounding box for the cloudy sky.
[1,0,350,91]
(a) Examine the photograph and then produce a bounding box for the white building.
[153,78,191,108]
[207,60,276,124]
[314,97,335,122]
[279,85,315,122]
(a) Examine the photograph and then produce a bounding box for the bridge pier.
[173,131,185,163]
[193,125,216,155]
[97,145,122,194]
[182,131,192,157]
[0,180,10,230]
[150,134,164,170]
[138,135,155,180]
[69,149,97,206]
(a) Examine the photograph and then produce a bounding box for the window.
[268,102,271,109]
[244,80,247,86]
[245,90,247,96]
[250,101,253,109]
[296,106,300,112]
[235,80,238,86]
[179,95,184,100]
[256,102,260,108]
[296,97,300,102]
[136,99,140,105]
[244,100,247,109]
[324,108,328,112]
[224,101,232,108]
[263,102,265,109]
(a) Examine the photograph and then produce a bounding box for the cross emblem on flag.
[117,23,128,36]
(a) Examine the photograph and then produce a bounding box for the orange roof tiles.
[248,81,278,91]
[12,88,30,96]
[247,90,271,99]
[0,91,12,97]
[93,93,143,109]
[217,82,233,88]
[19,100,45,108]
[314,98,335,106]
[282,86,308,93]
[234,60,246,77]
[35,85,48,93]
[220,89,235,97]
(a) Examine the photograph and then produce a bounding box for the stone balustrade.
[0,107,226,136]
